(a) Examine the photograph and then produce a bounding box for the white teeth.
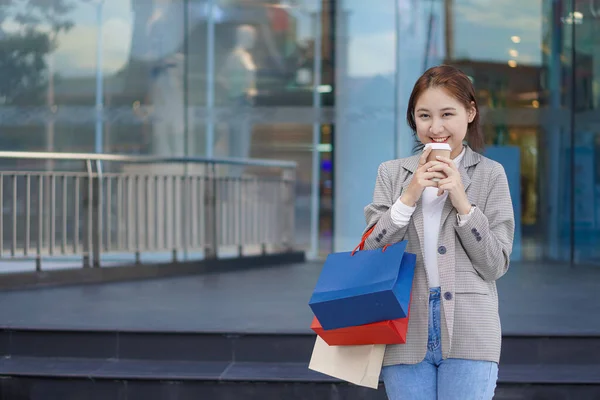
[432,137,449,142]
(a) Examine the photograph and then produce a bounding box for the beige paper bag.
[308,336,385,389]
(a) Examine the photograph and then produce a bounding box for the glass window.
[0,0,325,255]
[4,0,598,265]
[0,0,187,155]
[333,0,399,253]
[444,0,575,263]
[574,0,600,264]
[187,0,324,254]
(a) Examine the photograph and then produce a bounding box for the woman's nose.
[430,119,444,133]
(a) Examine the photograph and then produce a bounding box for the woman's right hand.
[400,147,446,207]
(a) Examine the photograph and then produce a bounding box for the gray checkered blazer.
[363,145,514,365]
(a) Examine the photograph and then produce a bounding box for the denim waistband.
[429,287,441,300]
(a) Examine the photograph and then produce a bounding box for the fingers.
[419,147,432,166]
[417,175,444,190]
[436,179,460,196]
[436,179,449,195]
[421,171,446,181]
[419,160,441,172]
[427,163,454,175]
[421,180,439,188]
[434,155,457,170]
[437,181,450,196]
[437,178,452,187]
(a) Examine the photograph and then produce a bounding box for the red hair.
[406,65,484,153]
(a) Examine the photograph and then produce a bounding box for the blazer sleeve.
[454,163,515,281]
[362,162,410,250]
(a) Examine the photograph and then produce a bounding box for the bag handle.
[351,225,390,256]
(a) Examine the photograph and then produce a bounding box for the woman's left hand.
[427,156,472,215]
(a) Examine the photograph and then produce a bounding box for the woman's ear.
[468,101,476,123]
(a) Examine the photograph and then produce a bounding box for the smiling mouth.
[430,137,450,143]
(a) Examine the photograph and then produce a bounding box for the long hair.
[406,65,484,153]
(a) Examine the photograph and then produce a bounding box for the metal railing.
[0,152,296,270]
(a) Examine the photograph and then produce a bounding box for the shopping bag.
[310,252,413,346]
[311,294,410,346]
[308,336,384,389]
[308,241,416,330]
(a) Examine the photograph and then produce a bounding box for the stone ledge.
[0,251,306,291]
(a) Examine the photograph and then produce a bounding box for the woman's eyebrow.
[416,107,457,112]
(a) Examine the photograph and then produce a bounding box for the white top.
[390,147,469,287]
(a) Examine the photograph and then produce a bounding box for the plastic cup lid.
[424,143,451,151]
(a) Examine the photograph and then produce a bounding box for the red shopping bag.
[310,313,409,346]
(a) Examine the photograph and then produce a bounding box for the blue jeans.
[382,287,498,400]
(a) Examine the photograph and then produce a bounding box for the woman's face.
[413,87,476,159]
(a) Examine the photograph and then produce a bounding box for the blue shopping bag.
[308,241,416,331]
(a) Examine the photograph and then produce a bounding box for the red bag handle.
[351,225,388,256]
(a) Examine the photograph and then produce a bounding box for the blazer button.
[471,228,478,234]
[438,246,446,255]
[476,236,482,242]
[382,229,387,235]
[375,237,381,243]
[444,292,453,301]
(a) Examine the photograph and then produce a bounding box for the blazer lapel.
[413,198,425,258]
[401,154,425,258]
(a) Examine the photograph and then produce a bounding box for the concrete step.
[3,356,600,384]
[1,357,600,400]
[2,328,600,399]
[2,328,600,365]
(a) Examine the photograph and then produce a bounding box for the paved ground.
[0,260,597,335]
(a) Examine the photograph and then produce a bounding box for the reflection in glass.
[194,0,323,252]
[446,0,553,262]
[218,24,258,176]
[573,1,600,264]
[129,0,185,156]
[0,0,77,152]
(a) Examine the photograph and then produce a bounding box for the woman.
[362,65,514,399]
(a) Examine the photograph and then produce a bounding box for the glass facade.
[1,0,599,265]
[0,0,327,256]
[335,0,600,267]
[447,0,599,265]
[572,0,600,264]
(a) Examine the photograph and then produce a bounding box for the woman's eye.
[419,114,429,119]
[443,113,454,117]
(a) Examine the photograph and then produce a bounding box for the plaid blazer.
[363,145,514,365]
